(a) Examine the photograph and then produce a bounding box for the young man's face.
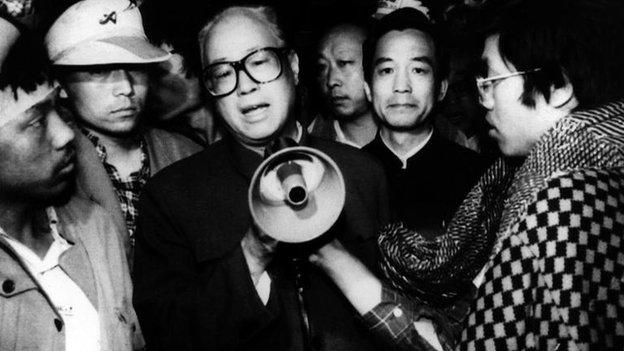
[479,34,555,156]
[62,66,148,137]
[201,14,299,147]
[316,25,369,121]
[366,29,445,131]
[0,85,76,201]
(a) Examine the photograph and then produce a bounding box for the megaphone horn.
[248,146,346,243]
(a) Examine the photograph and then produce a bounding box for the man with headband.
[0,11,142,351]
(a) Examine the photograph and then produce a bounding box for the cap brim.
[52,36,171,66]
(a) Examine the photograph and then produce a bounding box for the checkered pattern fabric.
[363,287,457,351]
[371,100,624,351]
[83,130,150,253]
[460,169,624,350]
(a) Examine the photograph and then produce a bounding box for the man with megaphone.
[132,5,390,351]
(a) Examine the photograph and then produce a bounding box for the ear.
[287,50,300,85]
[364,81,372,103]
[548,81,575,109]
[437,78,448,102]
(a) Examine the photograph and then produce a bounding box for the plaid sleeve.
[361,286,457,351]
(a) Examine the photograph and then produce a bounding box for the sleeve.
[361,286,458,351]
[461,169,624,350]
[132,187,280,351]
[525,170,624,349]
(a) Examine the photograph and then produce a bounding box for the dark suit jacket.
[133,134,389,351]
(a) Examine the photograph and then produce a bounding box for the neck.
[336,111,377,147]
[0,197,51,257]
[242,119,299,156]
[83,126,144,178]
[84,126,142,155]
[380,122,433,156]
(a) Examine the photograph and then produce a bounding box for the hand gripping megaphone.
[248,146,346,243]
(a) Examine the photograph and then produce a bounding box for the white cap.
[45,0,170,66]
[373,0,433,21]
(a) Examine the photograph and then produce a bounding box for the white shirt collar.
[294,121,303,143]
[0,207,71,273]
[333,120,363,149]
[380,128,434,169]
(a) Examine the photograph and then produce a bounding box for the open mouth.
[241,103,270,115]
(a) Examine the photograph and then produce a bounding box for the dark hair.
[0,32,51,95]
[481,0,624,109]
[363,8,449,85]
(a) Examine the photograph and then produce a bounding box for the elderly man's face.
[0,85,76,201]
[201,14,299,146]
[61,66,148,138]
[366,29,445,131]
[316,25,369,121]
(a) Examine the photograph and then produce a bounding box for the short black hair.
[0,32,51,96]
[480,0,624,109]
[363,8,449,85]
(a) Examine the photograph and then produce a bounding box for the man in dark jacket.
[361,7,487,238]
[133,4,389,351]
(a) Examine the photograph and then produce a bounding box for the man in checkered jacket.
[310,0,624,350]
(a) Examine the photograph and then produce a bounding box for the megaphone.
[248,146,346,243]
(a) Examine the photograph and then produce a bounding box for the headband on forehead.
[373,0,433,22]
[0,82,59,127]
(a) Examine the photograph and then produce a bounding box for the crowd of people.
[0,0,623,350]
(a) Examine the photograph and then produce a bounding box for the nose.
[393,69,411,93]
[111,69,134,97]
[236,68,259,95]
[48,108,75,150]
[478,90,494,110]
[326,64,342,89]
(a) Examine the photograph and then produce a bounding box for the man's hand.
[309,239,382,315]
[240,225,278,285]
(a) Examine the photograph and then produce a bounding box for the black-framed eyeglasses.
[202,47,288,98]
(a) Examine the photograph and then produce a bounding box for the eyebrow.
[21,92,58,122]
[208,46,264,65]
[373,56,435,67]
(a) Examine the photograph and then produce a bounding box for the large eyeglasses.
[202,47,287,97]
[475,68,541,102]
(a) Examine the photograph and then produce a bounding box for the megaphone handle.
[292,257,314,350]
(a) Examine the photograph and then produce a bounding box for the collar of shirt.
[294,121,304,143]
[333,120,363,149]
[81,128,150,180]
[0,207,72,274]
[380,128,434,169]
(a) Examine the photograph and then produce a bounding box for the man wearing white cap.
[45,0,202,265]
[0,10,142,351]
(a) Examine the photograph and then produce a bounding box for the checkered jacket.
[460,101,624,350]
[367,100,624,350]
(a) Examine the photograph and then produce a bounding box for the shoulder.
[432,134,484,162]
[55,195,124,243]
[144,127,203,156]
[143,140,229,193]
[520,167,624,240]
[309,136,385,176]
